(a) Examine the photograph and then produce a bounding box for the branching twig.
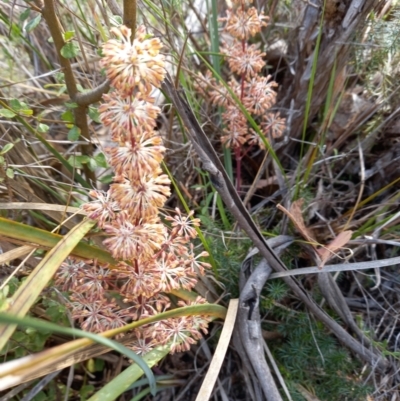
[40,0,94,183]
[74,80,110,106]
[41,0,78,98]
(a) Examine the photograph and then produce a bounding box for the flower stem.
[123,0,137,39]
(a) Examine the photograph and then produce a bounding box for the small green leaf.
[25,327,37,335]
[19,8,31,22]
[0,286,11,312]
[55,72,65,82]
[37,123,49,133]
[61,110,74,123]
[8,277,19,296]
[6,168,14,179]
[63,30,75,41]
[65,102,78,109]
[77,155,91,164]
[12,331,27,342]
[25,14,41,33]
[9,99,23,111]
[87,358,96,373]
[20,109,33,116]
[93,358,105,372]
[88,106,101,123]
[60,42,79,59]
[0,143,14,155]
[68,155,90,168]
[88,157,97,171]
[30,391,47,401]
[110,15,123,26]
[0,286,9,299]
[93,152,108,168]
[80,384,95,400]
[0,109,16,118]
[9,100,30,114]
[99,174,113,184]
[56,85,67,96]
[67,126,81,141]
[0,156,4,165]
[42,297,68,323]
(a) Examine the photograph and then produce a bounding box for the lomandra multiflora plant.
[55,25,211,354]
[198,0,286,189]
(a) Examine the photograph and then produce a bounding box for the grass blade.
[0,305,226,390]
[0,219,95,350]
[0,217,116,266]
[0,312,156,395]
[87,345,171,401]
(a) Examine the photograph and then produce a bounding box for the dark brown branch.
[41,1,110,108]
[41,0,78,97]
[41,0,95,183]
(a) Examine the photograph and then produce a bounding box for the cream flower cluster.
[198,0,286,150]
[57,25,211,354]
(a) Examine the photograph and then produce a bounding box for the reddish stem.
[234,0,247,193]
[234,146,242,192]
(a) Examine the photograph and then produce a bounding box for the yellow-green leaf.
[0,219,95,350]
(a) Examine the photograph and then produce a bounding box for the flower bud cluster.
[56,25,211,354]
[198,0,286,150]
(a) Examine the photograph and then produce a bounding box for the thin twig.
[74,80,110,106]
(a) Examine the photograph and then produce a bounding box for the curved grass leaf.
[87,345,171,401]
[0,219,95,350]
[0,304,226,388]
[295,0,326,198]
[0,312,156,396]
[0,217,116,266]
